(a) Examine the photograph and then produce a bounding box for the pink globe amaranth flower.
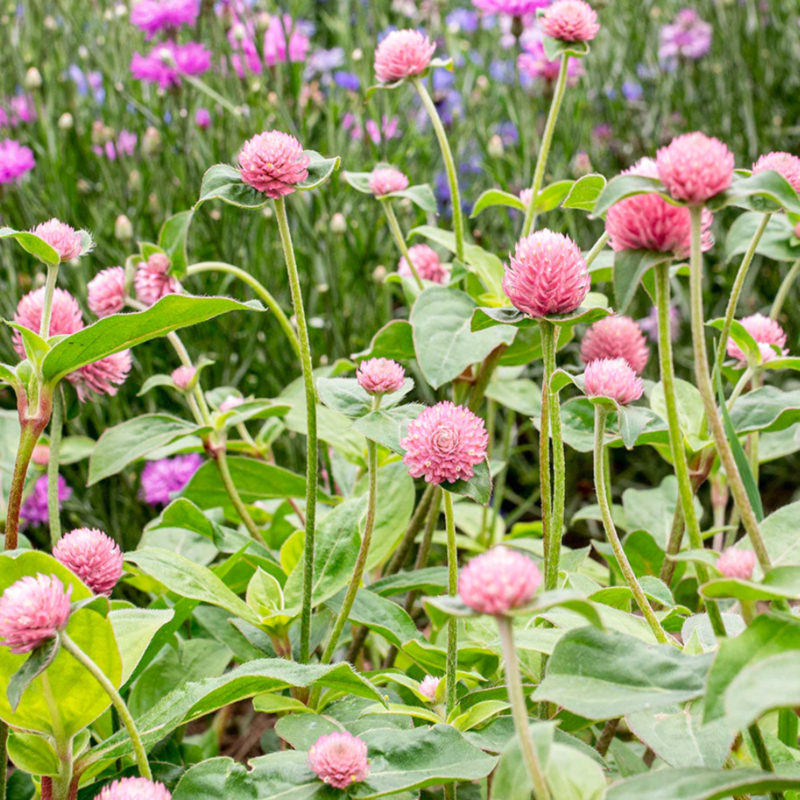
[374,30,436,84]
[584,357,644,405]
[540,0,600,43]
[398,244,449,284]
[13,287,84,356]
[172,365,196,390]
[401,401,488,485]
[308,731,369,789]
[238,131,310,198]
[219,395,245,413]
[140,453,203,506]
[369,167,409,197]
[419,675,441,702]
[473,0,550,14]
[135,253,181,306]
[726,313,788,364]
[69,350,132,402]
[88,266,126,318]
[21,475,72,528]
[131,0,200,39]
[0,138,35,184]
[656,132,735,205]
[503,230,590,317]
[716,548,757,581]
[752,151,800,194]
[580,315,650,375]
[53,528,124,596]
[96,777,173,800]
[0,574,71,654]
[31,218,83,262]
[32,444,50,466]
[357,358,405,395]
[518,42,584,85]
[458,546,542,615]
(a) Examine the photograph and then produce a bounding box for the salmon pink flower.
[716,548,757,581]
[581,316,649,374]
[238,131,310,198]
[134,253,181,306]
[53,528,124,596]
[357,358,405,395]
[399,244,449,284]
[726,313,787,364]
[31,219,83,262]
[171,365,197,390]
[308,731,369,789]
[88,266,127,318]
[0,574,71,654]
[96,777,173,800]
[458,547,541,615]
[374,30,436,84]
[752,151,800,193]
[584,357,644,405]
[656,132,734,204]
[369,167,409,197]
[540,0,600,43]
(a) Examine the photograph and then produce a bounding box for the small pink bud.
[656,132,734,205]
[53,528,124,596]
[419,675,441,702]
[0,574,71,654]
[356,358,405,395]
[458,546,542,615]
[540,0,600,43]
[398,244,449,284]
[171,365,197,390]
[308,731,370,789]
[374,30,436,83]
[95,777,172,800]
[583,357,644,405]
[32,444,50,466]
[238,130,310,198]
[717,548,757,581]
[31,218,83,262]
[219,395,245,413]
[580,315,649,375]
[369,166,409,197]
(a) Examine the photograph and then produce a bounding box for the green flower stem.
[404,487,444,614]
[770,257,800,320]
[39,264,59,338]
[0,721,7,800]
[660,499,686,586]
[521,53,569,238]
[748,723,784,800]
[540,321,564,591]
[6,414,49,551]
[490,410,515,547]
[186,262,301,358]
[497,616,551,800]
[274,196,319,664]
[213,446,264,543]
[654,263,726,637]
[60,633,152,780]
[413,76,465,262]
[380,199,423,290]
[594,408,670,645]
[444,489,459,716]
[584,232,610,268]
[47,388,64,547]
[688,206,771,572]
[714,212,772,371]
[727,367,754,409]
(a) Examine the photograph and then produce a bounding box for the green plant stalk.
[385,484,435,575]
[521,53,569,238]
[654,263,726,637]
[41,672,71,800]
[584,232,610,268]
[688,206,771,572]
[39,263,59,338]
[213,446,264,543]
[47,388,64,547]
[274,196,319,664]
[778,709,799,749]
[714,212,771,371]
[497,616,551,800]
[748,723,784,800]
[182,73,242,117]
[594,408,670,645]
[0,721,6,800]
[770,257,800,320]
[61,633,152,780]
[413,77,465,262]
[444,490,459,716]
[381,199,423,290]
[186,262,301,358]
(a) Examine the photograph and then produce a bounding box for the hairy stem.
[770,257,800,321]
[213,447,263,542]
[39,264,59,339]
[48,388,64,547]
[6,416,48,550]
[444,490,458,716]
[381,200,423,290]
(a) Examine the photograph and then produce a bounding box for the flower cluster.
[308,732,370,789]
[140,453,203,506]
[459,547,542,615]
[584,357,644,405]
[581,315,649,374]
[726,314,788,364]
[357,358,405,395]
[0,574,71,654]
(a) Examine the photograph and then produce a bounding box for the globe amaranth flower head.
[0,574,71,654]
[472,0,550,14]
[369,166,409,197]
[131,0,200,39]
[31,218,83,262]
[716,548,756,581]
[518,40,584,86]
[401,401,488,485]
[419,675,441,702]
[656,132,734,205]
[21,475,72,528]
[726,313,788,364]
[752,151,800,194]
[581,315,649,375]
[95,777,173,800]
[398,244,450,284]
[458,546,542,615]
[0,138,35,184]
[605,157,714,258]
[239,131,310,198]
[72,352,133,402]
[140,453,203,506]
[503,230,590,317]
[130,42,211,89]
[357,358,405,395]
[13,287,83,355]
[308,731,370,789]
[135,252,181,306]
[540,0,600,43]
[172,365,197,391]
[53,528,124,597]
[584,357,644,405]
[88,266,127,318]
[374,30,436,84]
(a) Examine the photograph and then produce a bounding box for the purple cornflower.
[0,138,35,183]
[131,0,201,38]
[140,453,203,506]
[659,9,712,67]
[446,8,480,33]
[333,71,361,91]
[622,81,643,101]
[20,475,72,527]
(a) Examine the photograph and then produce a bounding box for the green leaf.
[41,295,262,383]
[725,211,800,262]
[353,404,424,453]
[593,174,666,217]
[562,174,607,211]
[709,170,800,214]
[109,608,174,684]
[325,588,420,648]
[0,227,61,265]
[297,150,341,191]
[7,732,60,777]
[708,318,760,365]
[701,566,800,602]
[385,183,438,212]
[158,210,193,276]
[7,638,60,711]
[613,250,671,313]
[195,163,267,209]
[542,36,590,60]
[353,320,415,361]
[730,386,800,435]
[173,758,254,800]
[471,188,525,217]
[342,170,373,194]
[446,459,492,506]
[6,323,50,367]
[493,723,554,800]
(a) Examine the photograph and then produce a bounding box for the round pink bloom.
[401,401,488,485]
[308,731,369,789]
[398,244,449,284]
[716,548,757,581]
[473,0,550,14]
[0,574,71,654]
[32,444,50,466]
[238,131,309,198]
[656,132,735,205]
[0,138,35,184]
[31,218,83,262]
[96,777,173,800]
[584,357,644,405]
[540,0,600,42]
[503,230,590,317]
[369,167,409,197]
[135,253,181,306]
[357,358,405,395]
[458,546,541,615]
[752,151,800,194]
[88,267,126,318]
[580,316,649,375]
[419,675,441,702]
[69,350,132,401]
[13,287,83,356]
[374,30,436,84]
[53,528,124,596]
[219,395,245,413]
[172,365,197,390]
[726,313,787,364]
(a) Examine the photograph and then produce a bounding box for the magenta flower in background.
[131,42,211,88]
[472,0,549,15]
[659,9,712,67]
[584,357,644,405]
[131,0,200,38]
[140,453,203,506]
[1,93,37,127]
[398,244,449,284]
[96,777,173,800]
[195,107,211,129]
[88,266,127,318]
[21,475,72,528]
[238,131,309,198]
[308,732,370,789]
[263,14,311,66]
[135,252,181,306]
[459,546,542,616]
[581,315,650,375]
[518,39,584,85]
[53,528,124,596]
[716,548,757,580]
[0,574,71,654]
[726,313,788,364]
[0,138,35,184]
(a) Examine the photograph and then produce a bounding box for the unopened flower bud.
[24,67,42,90]
[57,112,73,131]
[114,214,133,242]
[142,126,161,157]
[330,213,347,234]
[487,134,504,158]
